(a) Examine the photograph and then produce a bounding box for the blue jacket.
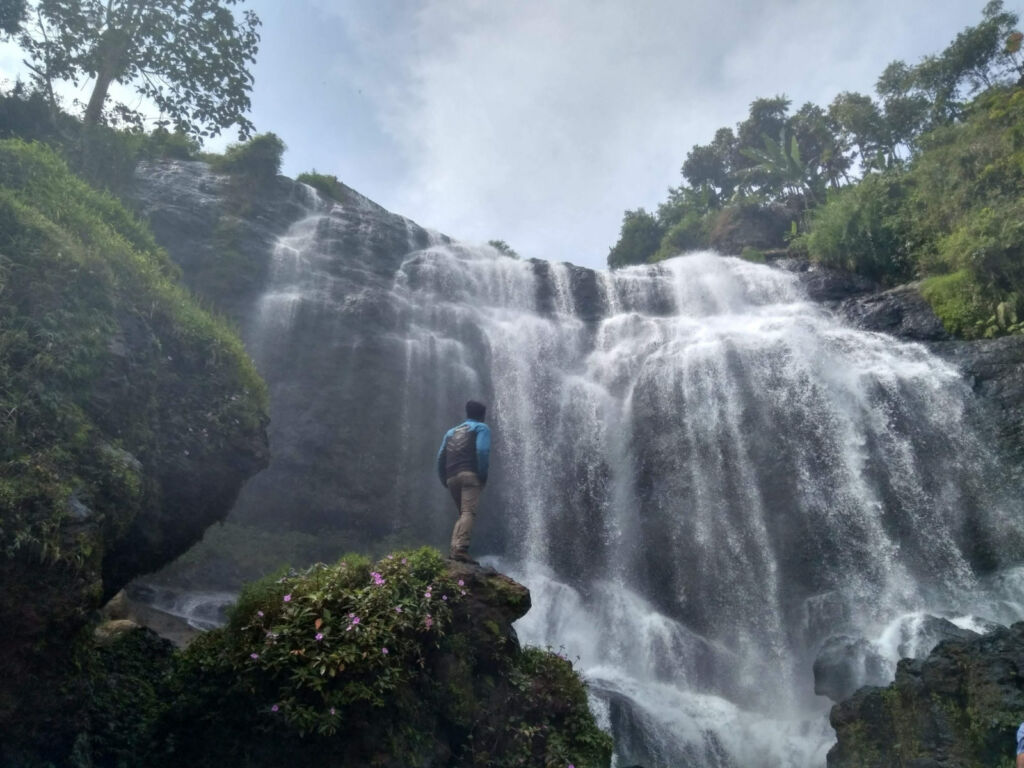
[436,419,491,486]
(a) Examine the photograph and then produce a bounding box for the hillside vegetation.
[0,136,269,760]
[608,1,1024,339]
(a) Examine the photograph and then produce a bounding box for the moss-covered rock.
[0,138,269,759]
[143,548,611,768]
[828,622,1024,768]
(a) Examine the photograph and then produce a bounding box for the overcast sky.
[1,1,1008,269]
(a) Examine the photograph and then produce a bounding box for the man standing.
[436,400,491,563]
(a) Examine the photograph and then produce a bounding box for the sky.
[1,1,1008,269]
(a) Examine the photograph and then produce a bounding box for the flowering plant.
[228,547,463,735]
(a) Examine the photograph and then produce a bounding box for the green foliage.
[15,0,262,139]
[212,132,285,181]
[607,2,1024,280]
[798,172,910,283]
[0,0,24,34]
[607,208,664,269]
[461,647,614,768]
[149,549,611,768]
[0,135,267,760]
[185,548,461,736]
[654,208,709,259]
[296,170,349,203]
[487,239,519,258]
[0,89,202,195]
[920,270,992,338]
[0,136,268,559]
[83,629,177,765]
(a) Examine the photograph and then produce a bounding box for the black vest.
[444,424,478,479]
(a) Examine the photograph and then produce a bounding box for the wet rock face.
[133,160,455,553]
[828,622,1024,768]
[931,335,1024,476]
[813,636,891,703]
[132,161,311,320]
[837,284,950,342]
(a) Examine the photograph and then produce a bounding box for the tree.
[17,0,261,139]
[607,209,664,269]
[874,2,1022,150]
[681,127,739,204]
[829,91,887,170]
[0,0,25,34]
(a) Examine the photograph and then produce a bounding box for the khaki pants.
[447,471,483,556]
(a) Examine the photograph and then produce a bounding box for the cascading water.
[387,245,1024,767]
[151,178,1024,767]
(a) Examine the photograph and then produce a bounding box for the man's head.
[465,400,486,421]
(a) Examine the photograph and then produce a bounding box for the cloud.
[4,0,993,270]
[309,0,984,270]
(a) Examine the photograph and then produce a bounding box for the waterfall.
[166,181,1024,767]
[387,244,1024,767]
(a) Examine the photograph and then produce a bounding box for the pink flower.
[271,704,279,712]
[460,590,466,596]
[283,594,292,603]
[250,652,259,660]
[424,614,434,630]
[330,707,336,715]
[395,606,402,613]
[371,571,385,586]
[457,579,464,586]
[401,557,407,564]
[257,610,264,617]
[442,595,448,601]
[352,616,360,625]
[424,591,432,598]
[382,647,389,655]
[315,632,324,641]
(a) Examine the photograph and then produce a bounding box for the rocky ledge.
[828,621,1024,768]
[45,549,612,768]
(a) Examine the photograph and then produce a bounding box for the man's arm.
[436,432,450,487]
[475,424,491,483]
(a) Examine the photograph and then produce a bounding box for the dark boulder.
[894,615,980,659]
[774,258,878,303]
[828,622,1024,768]
[838,284,950,341]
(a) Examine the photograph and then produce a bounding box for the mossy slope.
[0,138,269,758]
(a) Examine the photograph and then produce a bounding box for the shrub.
[184,548,461,736]
[654,208,709,259]
[146,126,201,160]
[938,201,1024,293]
[607,208,663,268]
[212,132,285,181]
[799,173,910,284]
[296,170,353,205]
[919,270,994,338]
[152,548,612,768]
